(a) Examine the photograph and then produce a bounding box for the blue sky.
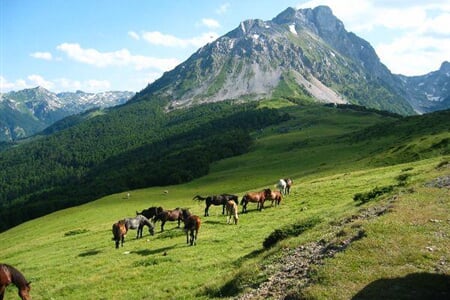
[1,0,449,93]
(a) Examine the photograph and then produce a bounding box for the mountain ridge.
[135,6,448,116]
[0,86,135,141]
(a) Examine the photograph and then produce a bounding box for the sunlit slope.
[1,104,449,299]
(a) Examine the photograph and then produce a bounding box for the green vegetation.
[1,102,449,299]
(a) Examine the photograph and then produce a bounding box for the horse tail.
[240,195,247,205]
[193,195,206,201]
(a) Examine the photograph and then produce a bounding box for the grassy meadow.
[1,104,449,299]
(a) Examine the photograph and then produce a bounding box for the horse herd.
[1,179,292,299]
[111,178,293,249]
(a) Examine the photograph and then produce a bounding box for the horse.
[0,264,31,300]
[184,215,201,246]
[112,220,127,249]
[226,200,239,225]
[268,190,283,206]
[193,194,239,216]
[153,208,189,232]
[124,215,155,239]
[241,189,272,213]
[277,178,293,195]
[136,206,164,221]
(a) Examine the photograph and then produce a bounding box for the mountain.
[136,6,416,115]
[399,61,450,114]
[0,87,135,141]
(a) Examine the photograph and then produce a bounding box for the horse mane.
[1,264,30,288]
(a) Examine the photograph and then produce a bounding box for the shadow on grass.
[352,273,450,300]
[133,245,177,256]
[78,249,102,257]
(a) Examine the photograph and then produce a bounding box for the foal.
[0,264,31,300]
[226,200,239,224]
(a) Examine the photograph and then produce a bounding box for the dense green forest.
[0,98,288,231]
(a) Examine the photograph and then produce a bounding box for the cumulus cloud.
[30,52,53,60]
[141,31,219,48]
[56,43,180,71]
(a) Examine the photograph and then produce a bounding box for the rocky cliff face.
[399,61,450,114]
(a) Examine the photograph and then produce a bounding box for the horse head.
[263,188,272,198]
[19,282,31,300]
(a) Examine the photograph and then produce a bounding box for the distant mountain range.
[0,87,134,141]
[136,6,449,115]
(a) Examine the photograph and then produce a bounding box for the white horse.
[226,200,239,225]
[276,178,293,195]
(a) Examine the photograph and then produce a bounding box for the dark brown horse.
[241,189,271,213]
[268,190,283,206]
[112,220,127,249]
[193,194,239,216]
[136,206,163,220]
[184,215,201,246]
[153,208,190,232]
[0,264,31,300]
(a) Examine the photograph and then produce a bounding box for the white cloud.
[30,52,53,60]
[201,18,221,29]
[56,43,180,71]
[141,31,219,48]
[216,3,230,15]
[128,31,140,40]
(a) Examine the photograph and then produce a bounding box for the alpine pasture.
[1,104,449,299]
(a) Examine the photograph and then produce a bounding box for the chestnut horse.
[0,264,31,300]
[226,200,239,224]
[241,189,271,213]
[268,190,283,206]
[153,208,190,232]
[193,194,239,216]
[112,220,127,249]
[184,215,201,246]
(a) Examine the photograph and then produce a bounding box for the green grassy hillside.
[1,104,449,299]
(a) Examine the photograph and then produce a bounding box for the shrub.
[263,217,321,249]
[353,185,394,204]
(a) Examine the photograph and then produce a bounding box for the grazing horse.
[277,178,293,195]
[136,206,163,221]
[241,189,271,213]
[193,194,239,216]
[0,264,31,300]
[153,208,188,232]
[184,215,201,246]
[226,200,239,225]
[124,215,155,239]
[268,190,283,206]
[112,220,127,249]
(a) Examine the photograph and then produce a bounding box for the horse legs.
[222,204,226,215]
[204,204,210,217]
[161,221,166,232]
[1,285,6,300]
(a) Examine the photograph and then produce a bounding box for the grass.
[1,104,449,299]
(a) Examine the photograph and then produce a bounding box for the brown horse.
[268,190,283,206]
[226,200,239,224]
[184,215,201,246]
[153,208,190,232]
[0,264,31,300]
[112,220,127,249]
[241,189,271,213]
